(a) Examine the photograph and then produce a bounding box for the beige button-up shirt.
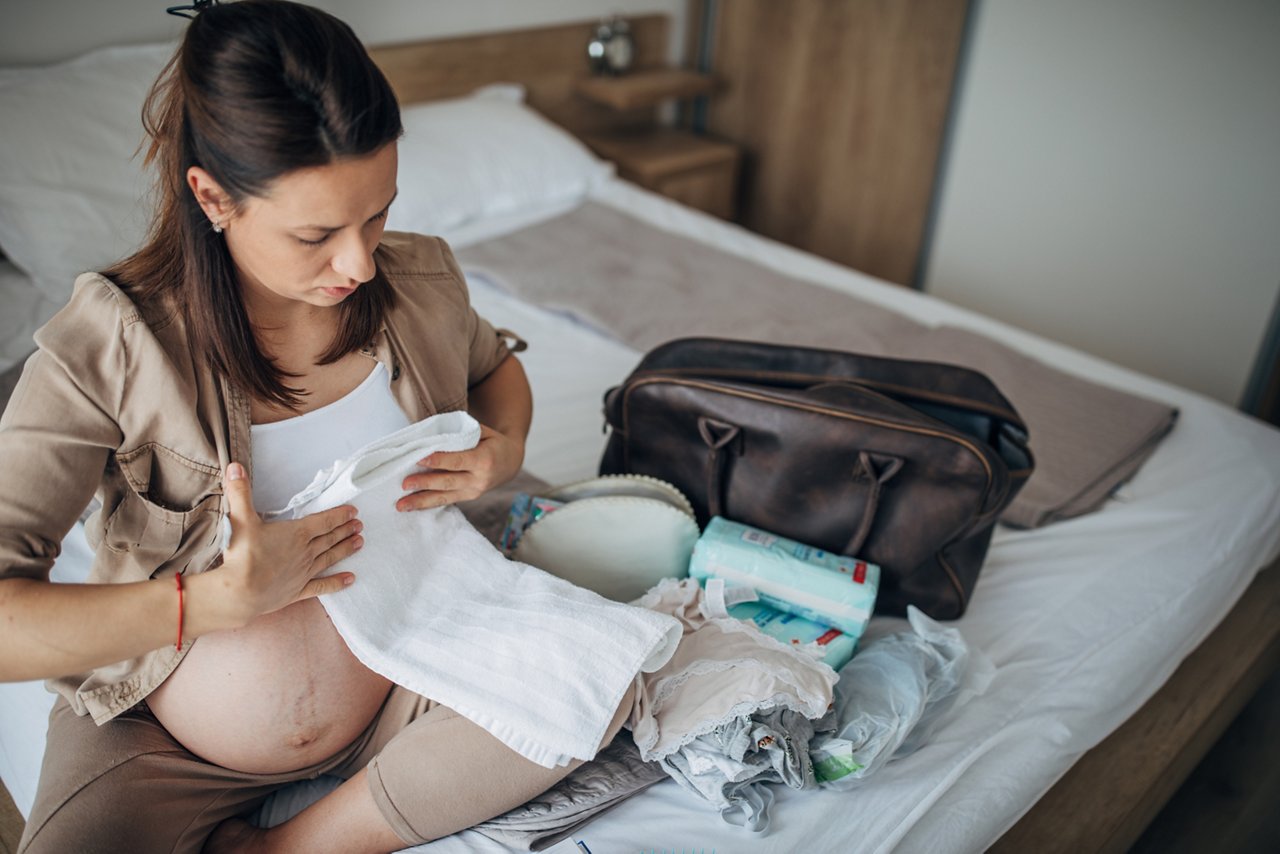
[0,231,521,723]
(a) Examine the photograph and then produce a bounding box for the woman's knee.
[598,679,638,752]
[19,752,270,854]
[19,753,176,853]
[367,687,637,845]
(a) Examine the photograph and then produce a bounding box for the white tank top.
[250,361,412,511]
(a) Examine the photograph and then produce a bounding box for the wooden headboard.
[367,15,671,137]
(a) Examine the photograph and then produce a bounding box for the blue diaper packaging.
[727,599,858,670]
[689,517,879,643]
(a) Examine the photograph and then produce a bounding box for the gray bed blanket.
[457,203,1179,528]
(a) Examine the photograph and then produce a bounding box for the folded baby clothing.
[659,706,837,834]
[627,577,837,763]
[260,411,683,768]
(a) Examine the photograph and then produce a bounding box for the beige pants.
[18,684,626,853]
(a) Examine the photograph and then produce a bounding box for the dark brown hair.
[107,0,402,408]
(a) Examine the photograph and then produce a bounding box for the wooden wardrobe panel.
[705,0,969,286]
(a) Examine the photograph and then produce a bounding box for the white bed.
[2,36,1279,854]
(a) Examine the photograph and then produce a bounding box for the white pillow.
[0,43,610,304]
[0,43,175,304]
[385,84,613,235]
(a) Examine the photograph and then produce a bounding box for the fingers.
[311,528,364,575]
[297,528,364,603]
[302,503,360,538]
[397,487,470,512]
[402,469,471,495]
[296,571,357,602]
[400,471,489,509]
[310,517,363,556]
[417,447,479,474]
[399,429,522,513]
[400,464,484,511]
[223,462,257,526]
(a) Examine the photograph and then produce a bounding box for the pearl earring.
[212,221,224,234]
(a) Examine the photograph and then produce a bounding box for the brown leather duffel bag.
[599,338,1034,619]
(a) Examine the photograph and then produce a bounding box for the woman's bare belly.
[146,597,393,774]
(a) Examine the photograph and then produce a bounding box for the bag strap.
[697,413,902,557]
[697,415,742,519]
[843,451,904,556]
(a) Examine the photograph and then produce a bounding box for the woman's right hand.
[217,461,363,624]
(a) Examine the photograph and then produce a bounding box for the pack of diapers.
[689,517,879,642]
[727,599,858,670]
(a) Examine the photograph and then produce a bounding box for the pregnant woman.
[0,2,633,851]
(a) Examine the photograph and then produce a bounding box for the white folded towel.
[260,411,683,768]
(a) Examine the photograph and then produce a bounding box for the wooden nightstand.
[575,68,719,111]
[583,128,741,220]
[574,68,741,220]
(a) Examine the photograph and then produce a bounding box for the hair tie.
[167,0,218,19]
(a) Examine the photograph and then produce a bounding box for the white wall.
[926,0,1280,406]
[0,1,687,66]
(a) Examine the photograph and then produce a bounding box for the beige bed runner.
[456,202,1178,528]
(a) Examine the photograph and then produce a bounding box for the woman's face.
[191,142,399,312]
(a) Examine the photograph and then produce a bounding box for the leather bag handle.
[697,416,742,520]
[842,451,904,557]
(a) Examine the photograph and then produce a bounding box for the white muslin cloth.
[257,411,683,768]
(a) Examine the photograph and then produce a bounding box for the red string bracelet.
[175,572,185,651]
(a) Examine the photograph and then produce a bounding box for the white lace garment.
[628,577,837,762]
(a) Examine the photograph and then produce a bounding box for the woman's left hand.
[397,424,525,511]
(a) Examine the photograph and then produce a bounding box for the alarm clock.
[586,16,635,77]
[603,17,634,75]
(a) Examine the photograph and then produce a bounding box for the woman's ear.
[186,166,235,229]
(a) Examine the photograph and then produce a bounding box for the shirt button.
[391,365,401,381]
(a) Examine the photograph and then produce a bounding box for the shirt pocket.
[101,443,222,576]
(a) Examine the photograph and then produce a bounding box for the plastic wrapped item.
[810,607,994,788]
[499,492,565,554]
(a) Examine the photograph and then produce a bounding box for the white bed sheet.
[2,179,1278,854]
[448,179,1280,852]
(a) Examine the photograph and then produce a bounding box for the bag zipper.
[618,376,1000,511]
[640,366,1024,426]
